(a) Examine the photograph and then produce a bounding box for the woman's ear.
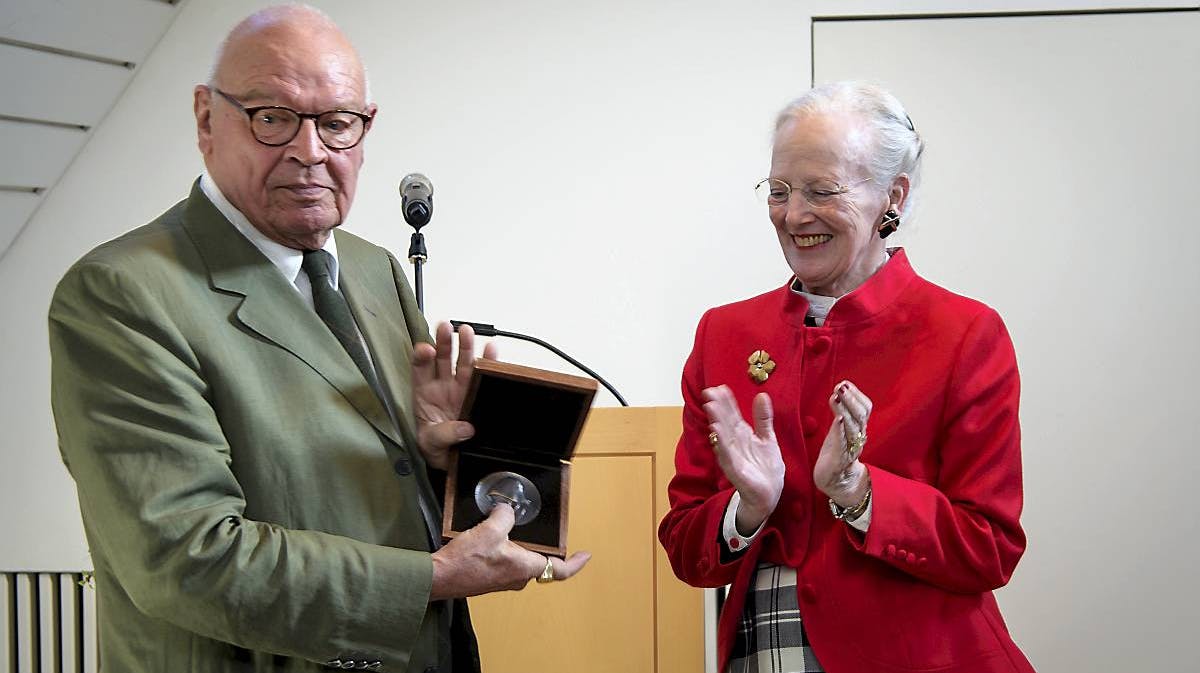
[888,173,911,214]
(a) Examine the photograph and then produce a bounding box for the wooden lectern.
[465,406,704,673]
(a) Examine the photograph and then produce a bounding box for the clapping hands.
[701,379,875,530]
[701,386,785,535]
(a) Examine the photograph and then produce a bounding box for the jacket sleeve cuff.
[721,490,766,554]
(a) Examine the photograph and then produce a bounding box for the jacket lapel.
[336,233,420,453]
[179,181,404,448]
[337,234,444,546]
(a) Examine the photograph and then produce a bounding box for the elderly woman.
[658,82,1035,673]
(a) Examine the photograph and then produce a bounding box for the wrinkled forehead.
[772,111,875,177]
[216,25,366,107]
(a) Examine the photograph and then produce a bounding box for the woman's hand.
[813,380,872,508]
[702,386,785,535]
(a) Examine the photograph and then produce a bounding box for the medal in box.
[442,358,597,556]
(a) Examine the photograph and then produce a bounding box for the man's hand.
[411,322,498,470]
[429,504,592,600]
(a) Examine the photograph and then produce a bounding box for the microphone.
[399,173,433,230]
[400,173,433,312]
[450,320,629,407]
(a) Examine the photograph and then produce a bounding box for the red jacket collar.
[779,247,918,328]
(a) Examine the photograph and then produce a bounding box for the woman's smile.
[791,233,833,248]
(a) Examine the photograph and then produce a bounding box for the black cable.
[450,320,629,407]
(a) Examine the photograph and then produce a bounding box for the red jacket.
[659,250,1035,673]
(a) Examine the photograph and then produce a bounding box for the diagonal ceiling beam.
[0,36,135,69]
[0,114,90,132]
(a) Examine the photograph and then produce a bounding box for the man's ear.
[194,85,213,156]
[362,102,379,137]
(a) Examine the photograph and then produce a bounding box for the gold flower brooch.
[747,350,776,383]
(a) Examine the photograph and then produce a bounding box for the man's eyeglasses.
[755,176,874,208]
[213,88,373,150]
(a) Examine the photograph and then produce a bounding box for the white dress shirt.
[198,172,382,375]
[199,172,340,309]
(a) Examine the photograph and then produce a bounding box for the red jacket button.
[810,336,832,354]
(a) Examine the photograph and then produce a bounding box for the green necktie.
[302,249,445,550]
[301,249,383,397]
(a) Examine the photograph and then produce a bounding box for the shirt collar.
[781,248,916,328]
[790,283,837,325]
[199,171,340,288]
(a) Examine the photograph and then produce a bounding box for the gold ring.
[847,431,866,455]
[536,556,555,583]
[708,432,720,448]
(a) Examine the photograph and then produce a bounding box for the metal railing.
[1,571,96,673]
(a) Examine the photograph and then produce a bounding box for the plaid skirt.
[726,564,825,673]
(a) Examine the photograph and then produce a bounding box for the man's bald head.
[208,4,369,104]
[195,4,377,250]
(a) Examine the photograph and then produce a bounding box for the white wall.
[814,11,1199,672]
[2,0,1194,669]
[0,0,811,571]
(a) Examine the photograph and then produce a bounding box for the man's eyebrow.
[228,88,275,103]
[223,88,367,111]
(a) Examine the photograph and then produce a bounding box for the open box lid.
[457,359,598,465]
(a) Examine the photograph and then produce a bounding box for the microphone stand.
[450,320,629,407]
[408,231,427,313]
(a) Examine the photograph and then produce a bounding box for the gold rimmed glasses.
[755,176,874,208]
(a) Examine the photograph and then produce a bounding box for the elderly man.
[48,5,588,672]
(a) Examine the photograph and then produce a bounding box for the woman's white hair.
[775,81,925,219]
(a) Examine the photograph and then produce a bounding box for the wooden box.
[442,358,598,556]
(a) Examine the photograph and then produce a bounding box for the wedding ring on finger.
[708,431,720,449]
[536,556,555,583]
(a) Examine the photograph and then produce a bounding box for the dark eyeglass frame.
[213,88,374,150]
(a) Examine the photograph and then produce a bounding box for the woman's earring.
[878,208,900,239]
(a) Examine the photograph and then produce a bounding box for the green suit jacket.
[49,182,473,672]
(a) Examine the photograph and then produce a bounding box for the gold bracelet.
[828,485,872,522]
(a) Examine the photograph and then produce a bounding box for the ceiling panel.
[0,0,179,64]
[0,121,88,187]
[0,191,43,253]
[0,0,187,260]
[0,44,134,127]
